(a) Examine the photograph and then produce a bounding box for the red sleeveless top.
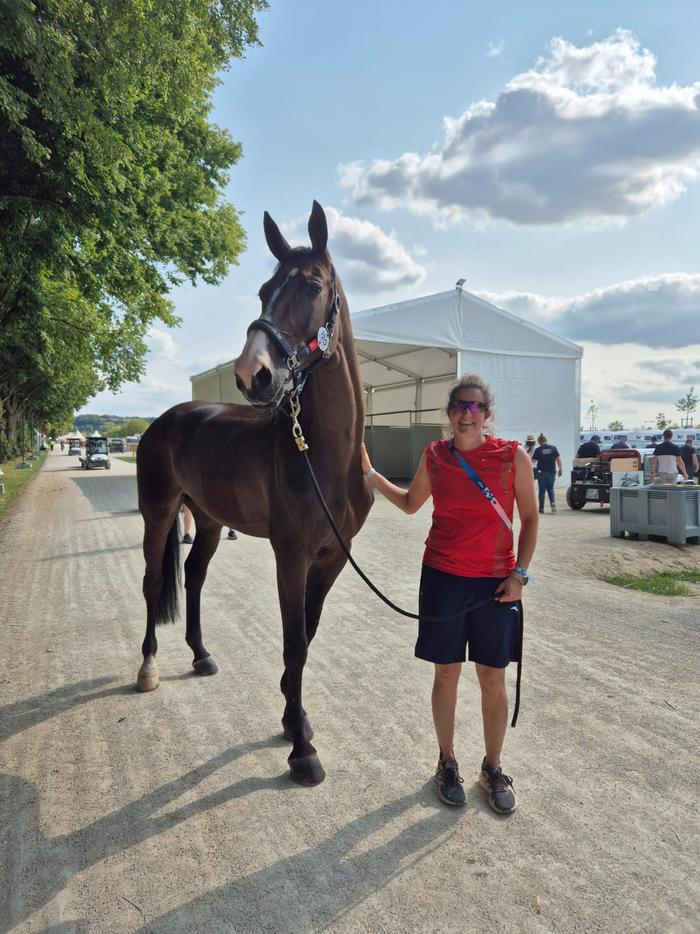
[423,436,519,578]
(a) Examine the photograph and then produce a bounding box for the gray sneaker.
[479,758,517,814]
[550,503,557,513]
[435,757,466,807]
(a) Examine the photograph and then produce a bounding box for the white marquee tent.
[190,284,582,476]
[352,285,582,472]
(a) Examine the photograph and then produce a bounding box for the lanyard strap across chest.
[448,441,513,532]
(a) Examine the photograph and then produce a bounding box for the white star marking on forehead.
[262,267,298,321]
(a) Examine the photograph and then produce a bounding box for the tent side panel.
[457,351,579,476]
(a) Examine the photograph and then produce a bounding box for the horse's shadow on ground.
[0,677,134,743]
[0,738,470,933]
[137,781,470,933]
[0,675,203,744]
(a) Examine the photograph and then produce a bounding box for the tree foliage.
[607,420,624,431]
[676,387,698,427]
[0,0,267,454]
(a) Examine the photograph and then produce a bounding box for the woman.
[524,434,537,458]
[361,375,538,813]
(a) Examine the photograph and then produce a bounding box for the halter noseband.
[247,266,342,396]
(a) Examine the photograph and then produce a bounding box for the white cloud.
[476,273,700,348]
[147,326,179,362]
[340,29,700,226]
[282,206,426,293]
[487,41,504,59]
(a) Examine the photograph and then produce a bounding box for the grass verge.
[114,454,137,463]
[0,453,48,523]
[605,570,700,596]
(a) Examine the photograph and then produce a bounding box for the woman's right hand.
[360,441,372,475]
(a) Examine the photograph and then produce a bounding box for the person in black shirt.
[576,435,600,459]
[651,429,688,483]
[532,433,562,513]
[611,435,630,449]
[680,436,698,481]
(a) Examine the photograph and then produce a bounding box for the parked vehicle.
[68,443,81,456]
[109,438,127,453]
[567,448,642,509]
[79,436,111,470]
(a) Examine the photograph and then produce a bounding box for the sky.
[80,0,700,430]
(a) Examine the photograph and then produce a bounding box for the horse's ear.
[263,211,292,262]
[308,201,328,254]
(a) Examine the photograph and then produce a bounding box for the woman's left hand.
[495,574,523,603]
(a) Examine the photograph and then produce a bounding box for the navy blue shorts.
[415,565,521,668]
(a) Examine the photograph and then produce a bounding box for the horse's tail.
[155,519,182,625]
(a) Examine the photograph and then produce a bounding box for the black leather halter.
[246,266,342,396]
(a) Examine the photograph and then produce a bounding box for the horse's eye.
[307,283,322,299]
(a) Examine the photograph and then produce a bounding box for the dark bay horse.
[136,202,373,784]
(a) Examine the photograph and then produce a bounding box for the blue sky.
[81,1,700,429]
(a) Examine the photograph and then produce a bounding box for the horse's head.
[235,201,341,408]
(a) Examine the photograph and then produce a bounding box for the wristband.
[365,467,377,480]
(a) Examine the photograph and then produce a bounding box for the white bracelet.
[365,467,377,480]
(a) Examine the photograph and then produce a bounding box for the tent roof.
[351,287,581,389]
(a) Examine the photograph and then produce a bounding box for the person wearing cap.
[679,436,699,481]
[524,434,537,458]
[576,435,601,459]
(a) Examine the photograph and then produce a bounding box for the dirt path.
[1,451,698,932]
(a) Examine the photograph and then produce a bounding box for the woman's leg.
[432,662,462,760]
[475,663,508,766]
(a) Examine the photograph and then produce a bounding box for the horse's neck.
[302,307,364,450]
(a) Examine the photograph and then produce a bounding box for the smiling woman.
[360,373,539,813]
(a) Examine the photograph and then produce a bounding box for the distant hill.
[74,414,156,435]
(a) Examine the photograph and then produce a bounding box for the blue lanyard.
[448,441,513,531]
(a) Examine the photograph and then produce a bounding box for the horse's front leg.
[275,548,325,785]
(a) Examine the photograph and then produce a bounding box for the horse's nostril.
[235,374,246,394]
[255,367,272,391]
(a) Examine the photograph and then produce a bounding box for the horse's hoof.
[288,752,326,786]
[136,657,160,692]
[192,655,219,676]
[282,719,314,743]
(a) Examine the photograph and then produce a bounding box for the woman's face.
[448,387,489,443]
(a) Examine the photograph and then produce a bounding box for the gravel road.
[0,449,698,932]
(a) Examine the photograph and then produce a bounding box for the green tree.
[676,387,698,429]
[121,418,150,437]
[607,420,624,431]
[655,413,669,430]
[0,0,267,450]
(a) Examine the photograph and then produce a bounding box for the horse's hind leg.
[138,509,181,692]
[184,509,223,676]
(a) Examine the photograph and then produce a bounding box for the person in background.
[651,429,688,484]
[181,503,195,544]
[524,434,537,458]
[360,374,538,814]
[611,435,630,450]
[532,433,563,514]
[227,529,238,540]
[576,434,600,459]
[680,436,699,482]
[649,435,659,450]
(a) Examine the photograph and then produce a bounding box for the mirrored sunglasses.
[449,400,489,414]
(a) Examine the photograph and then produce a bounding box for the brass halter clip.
[289,395,308,452]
